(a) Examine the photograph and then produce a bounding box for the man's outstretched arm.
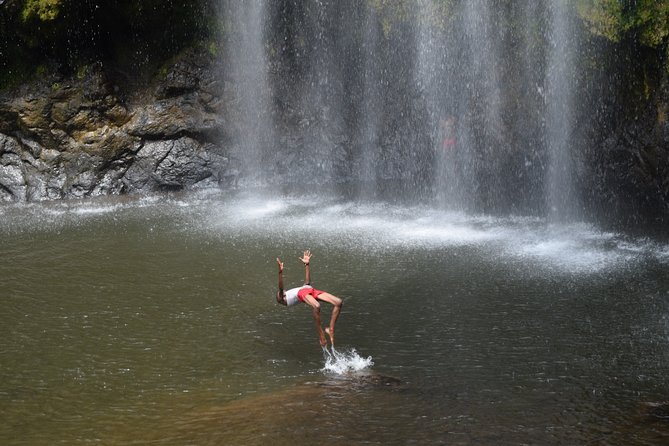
[276,258,286,305]
[299,250,311,285]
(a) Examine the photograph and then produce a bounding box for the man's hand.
[276,258,284,272]
[299,250,312,265]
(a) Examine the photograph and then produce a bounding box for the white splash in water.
[321,347,373,375]
[4,194,668,274]
[238,199,289,219]
[200,196,669,274]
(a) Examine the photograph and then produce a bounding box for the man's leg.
[303,295,327,347]
[315,292,342,346]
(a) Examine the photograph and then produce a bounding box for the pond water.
[1,189,668,445]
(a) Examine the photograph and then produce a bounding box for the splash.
[321,347,373,375]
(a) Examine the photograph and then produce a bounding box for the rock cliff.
[0,49,230,201]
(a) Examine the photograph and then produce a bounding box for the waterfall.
[353,4,382,199]
[417,0,508,212]
[222,0,274,188]
[296,0,347,182]
[221,1,581,220]
[545,1,578,221]
[416,0,579,217]
[415,0,449,206]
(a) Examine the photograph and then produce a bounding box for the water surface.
[1,191,668,445]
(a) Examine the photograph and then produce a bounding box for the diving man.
[276,250,343,347]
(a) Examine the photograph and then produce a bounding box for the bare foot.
[319,333,327,347]
[325,327,334,346]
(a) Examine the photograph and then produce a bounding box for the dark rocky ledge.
[0,49,232,202]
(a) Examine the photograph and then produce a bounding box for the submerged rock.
[155,374,408,446]
[641,402,669,421]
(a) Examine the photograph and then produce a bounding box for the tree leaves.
[21,0,61,22]
[576,0,669,48]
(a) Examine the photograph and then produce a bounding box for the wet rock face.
[122,138,228,192]
[579,115,669,229]
[0,50,230,202]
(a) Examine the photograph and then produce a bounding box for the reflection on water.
[1,190,669,445]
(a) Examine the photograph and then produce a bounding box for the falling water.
[352,4,383,199]
[222,0,274,187]
[545,1,578,220]
[415,0,451,206]
[223,1,582,220]
[416,1,579,217]
[298,0,346,181]
[417,0,513,212]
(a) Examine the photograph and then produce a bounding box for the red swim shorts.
[297,287,325,302]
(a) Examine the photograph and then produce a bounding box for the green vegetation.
[1,0,668,89]
[367,0,454,35]
[21,0,61,21]
[577,0,669,47]
[575,0,669,106]
[1,0,219,88]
